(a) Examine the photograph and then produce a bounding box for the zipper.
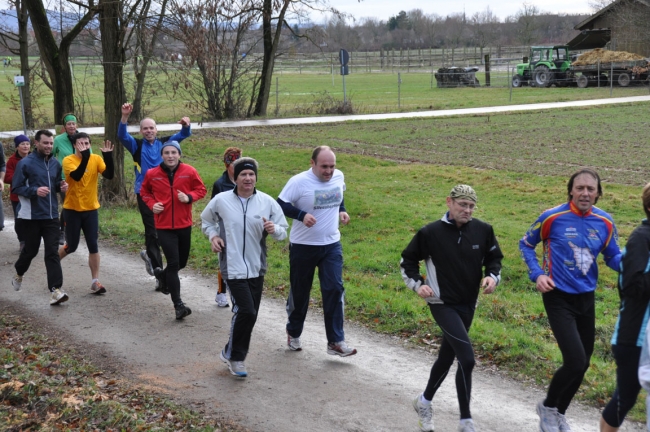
[239,195,250,278]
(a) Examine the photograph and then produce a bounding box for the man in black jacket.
[400,184,503,432]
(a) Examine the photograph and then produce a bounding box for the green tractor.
[512,45,574,88]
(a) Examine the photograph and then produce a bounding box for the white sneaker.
[219,350,247,377]
[557,413,572,432]
[50,288,69,305]
[536,401,559,432]
[287,331,302,351]
[459,418,476,432]
[12,274,22,291]
[412,393,434,432]
[215,292,229,307]
[327,340,357,357]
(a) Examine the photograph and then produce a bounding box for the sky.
[313,0,595,23]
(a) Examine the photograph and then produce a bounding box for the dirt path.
[0,218,644,431]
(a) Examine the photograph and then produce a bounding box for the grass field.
[83,100,650,420]
[0,59,648,131]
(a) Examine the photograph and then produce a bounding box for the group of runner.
[4,108,650,431]
[403,172,650,432]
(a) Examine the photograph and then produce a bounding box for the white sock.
[459,418,473,425]
[92,278,99,284]
[420,394,431,404]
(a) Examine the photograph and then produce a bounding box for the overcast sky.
[312,0,595,23]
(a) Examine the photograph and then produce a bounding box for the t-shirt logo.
[568,241,594,275]
[313,186,341,210]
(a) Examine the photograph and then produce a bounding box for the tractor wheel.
[576,75,589,88]
[618,72,631,87]
[512,74,523,88]
[534,65,553,87]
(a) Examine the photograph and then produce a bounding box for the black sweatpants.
[602,344,642,427]
[424,302,476,420]
[223,276,264,362]
[157,227,191,307]
[15,218,63,291]
[136,193,163,270]
[543,289,595,415]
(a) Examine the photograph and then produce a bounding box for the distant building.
[572,0,650,56]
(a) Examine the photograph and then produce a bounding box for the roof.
[567,29,611,50]
[575,0,650,30]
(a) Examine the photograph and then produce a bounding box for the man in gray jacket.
[201,157,288,378]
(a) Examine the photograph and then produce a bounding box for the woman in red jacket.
[5,134,31,251]
[141,141,207,320]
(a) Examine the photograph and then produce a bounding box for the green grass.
[89,100,650,420]
[0,59,648,131]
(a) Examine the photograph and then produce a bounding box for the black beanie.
[233,157,258,180]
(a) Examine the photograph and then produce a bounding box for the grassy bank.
[94,101,650,420]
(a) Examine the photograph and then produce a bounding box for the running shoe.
[91,281,106,294]
[140,250,154,276]
[175,303,192,320]
[154,267,169,295]
[287,331,302,351]
[327,341,357,357]
[59,231,65,245]
[219,350,247,377]
[412,393,434,432]
[50,288,69,305]
[536,400,559,432]
[215,292,229,307]
[458,418,476,432]
[12,274,22,291]
[557,413,572,432]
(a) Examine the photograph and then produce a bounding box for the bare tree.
[515,2,540,47]
[471,6,500,59]
[0,1,35,128]
[166,0,260,120]
[253,0,339,117]
[444,13,468,63]
[25,0,98,124]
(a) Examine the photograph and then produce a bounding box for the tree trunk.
[253,0,274,117]
[24,0,96,124]
[17,0,33,128]
[99,0,127,201]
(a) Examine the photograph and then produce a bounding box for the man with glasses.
[400,184,503,432]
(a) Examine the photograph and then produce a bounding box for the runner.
[5,134,31,251]
[277,146,356,357]
[53,113,86,245]
[11,130,69,305]
[141,141,207,319]
[400,184,503,432]
[210,146,242,307]
[600,183,650,432]
[58,133,114,295]
[118,102,192,292]
[202,157,288,377]
[520,168,622,432]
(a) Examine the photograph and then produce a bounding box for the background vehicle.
[435,67,480,88]
[512,46,573,88]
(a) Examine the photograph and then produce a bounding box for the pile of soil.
[572,48,645,65]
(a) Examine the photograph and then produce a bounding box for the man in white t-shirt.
[277,146,357,357]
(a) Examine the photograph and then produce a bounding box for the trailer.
[571,60,650,88]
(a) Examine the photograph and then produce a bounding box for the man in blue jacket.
[118,102,191,291]
[11,130,70,305]
[520,168,622,432]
